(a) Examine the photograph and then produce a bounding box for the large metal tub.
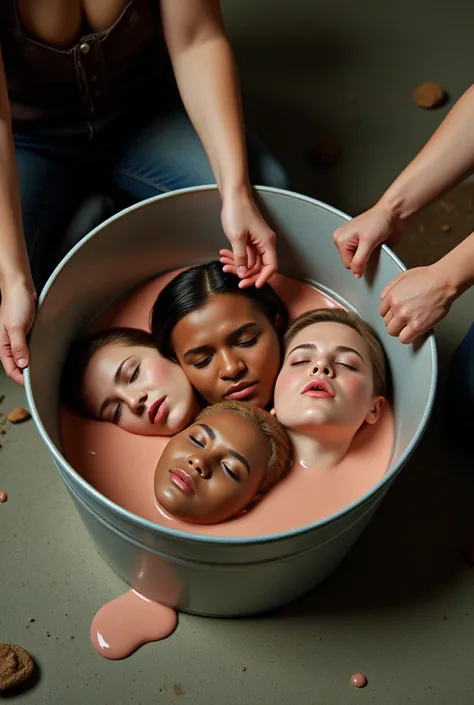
[25,186,437,616]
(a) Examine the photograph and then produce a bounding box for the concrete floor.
[2,0,474,702]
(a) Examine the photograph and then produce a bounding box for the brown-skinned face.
[154,410,270,524]
[171,294,281,409]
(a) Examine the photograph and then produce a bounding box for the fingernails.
[17,357,27,368]
[238,266,246,277]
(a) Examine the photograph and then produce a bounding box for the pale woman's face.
[274,322,384,436]
[81,342,199,436]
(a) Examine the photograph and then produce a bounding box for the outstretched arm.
[0,49,36,384]
[160,0,278,287]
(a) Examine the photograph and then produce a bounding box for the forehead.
[287,321,368,356]
[176,294,263,330]
[197,410,261,438]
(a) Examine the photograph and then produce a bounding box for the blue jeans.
[445,321,474,442]
[14,84,289,291]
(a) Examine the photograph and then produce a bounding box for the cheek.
[274,370,301,408]
[342,376,372,404]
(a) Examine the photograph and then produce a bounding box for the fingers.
[333,228,355,270]
[228,235,248,278]
[350,239,378,279]
[8,325,29,370]
[222,265,260,287]
[380,272,404,300]
[0,348,25,386]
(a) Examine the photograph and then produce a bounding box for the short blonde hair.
[284,308,387,397]
[196,401,291,494]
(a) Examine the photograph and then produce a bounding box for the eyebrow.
[196,423,251,474]
[183,322,258,359]
[99,355,133,417]
[286,342,364,362]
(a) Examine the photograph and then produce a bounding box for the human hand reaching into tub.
[273,308,387,468]
[333,83,474,342]
[220,191,278,288]
[154,400,291,524]
[0,274,37,386]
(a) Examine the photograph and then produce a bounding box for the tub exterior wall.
[58,459,392,615]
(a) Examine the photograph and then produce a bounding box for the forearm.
[171,36,249,199]
[435,231,474,300]
[380,84,474,221]
[162,0,250,200]
[0,51,31,289]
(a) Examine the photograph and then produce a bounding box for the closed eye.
[337,363,357,370]
[237,335,259,348]
[113,402,122,424]
[193,355,213,369]
[290,359,309,367]
[223,463,239,481]
[130,364,141,383]
[189,434,205,448]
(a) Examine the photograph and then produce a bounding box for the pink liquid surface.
[91,589,177,660]
[61,271,394,539]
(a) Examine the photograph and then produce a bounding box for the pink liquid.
[91,589,177,659]
[61,271,394,538]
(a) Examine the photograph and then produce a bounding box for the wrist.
[0,269,35,296]
[221,179,252,206]
[430,257,463,303]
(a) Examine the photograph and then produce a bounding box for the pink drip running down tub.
[25,186,437,616]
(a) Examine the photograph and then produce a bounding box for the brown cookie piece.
[7,407,31,423]
[0,643,34,691]
[412,82,447,109]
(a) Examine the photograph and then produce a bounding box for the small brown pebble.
[0,490,7,503]
[45,631,50,638]
[0,427,5,434]
[28,618,35,623]
[7,407,31,424]
[350,673,367,688]
[240,666,247,672]
[0,643,34,691]
[311,136,340,166]
[412,82,447,109]
[441,224,452,232]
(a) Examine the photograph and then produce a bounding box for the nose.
[219,349,246,380]
[124,390,147,413]
[187,454,211,479]
[310,358,334,378]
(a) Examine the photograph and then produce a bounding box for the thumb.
[8,326,29,369]
[231,237,249,278]
[351,239,377,278]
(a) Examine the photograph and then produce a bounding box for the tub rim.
[24,185,438,547]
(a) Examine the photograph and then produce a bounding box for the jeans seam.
[114,166,171,195]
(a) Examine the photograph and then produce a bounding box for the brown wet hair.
[61,327,157,416]
[196,400,291,495]
[284,308,387,397]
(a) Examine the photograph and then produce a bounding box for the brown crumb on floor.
[7,408,31,424]
[441,224,452,232]
[173,684,185,696]
[412,82,447,109]
[240,666,247,672]
[27,618,35,623]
